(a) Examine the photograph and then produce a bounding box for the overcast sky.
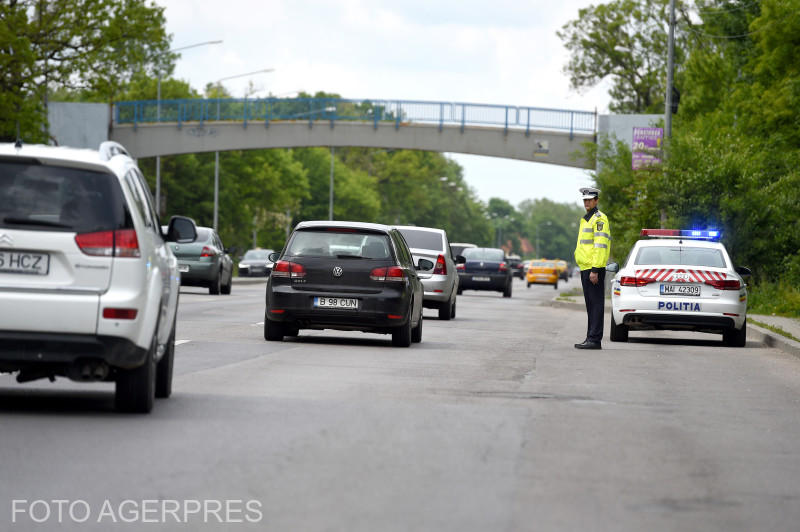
[159,0,612,208]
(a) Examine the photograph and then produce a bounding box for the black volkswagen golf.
[264,221,425,347]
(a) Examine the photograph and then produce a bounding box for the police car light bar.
[640,229,720,240]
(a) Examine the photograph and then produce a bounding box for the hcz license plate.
[0,250,50,275]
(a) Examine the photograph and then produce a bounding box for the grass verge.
[747,281,800,317]
[749,319,800,343]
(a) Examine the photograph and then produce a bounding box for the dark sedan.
[238,248,274,277]
[456,247,512,297]
[264,221,425,347]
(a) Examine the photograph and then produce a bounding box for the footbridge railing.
[115,98,596,139]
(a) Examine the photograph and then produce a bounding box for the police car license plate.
[0,250,50,275]
[660,284,700,296]
[313,297,358,309]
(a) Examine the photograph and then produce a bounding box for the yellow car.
[526,259,559,289]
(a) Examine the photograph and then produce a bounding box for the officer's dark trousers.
[580,269,606,343]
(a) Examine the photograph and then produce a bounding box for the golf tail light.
[456,263,465,271]
[499,262,508,272]
[433,254,447,275]
[370,266,405,282]
[273,260,306,278]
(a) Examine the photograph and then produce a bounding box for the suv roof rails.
[99,141,130,161]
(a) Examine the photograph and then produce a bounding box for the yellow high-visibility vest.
[574,210,611,270]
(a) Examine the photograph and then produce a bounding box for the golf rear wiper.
[3,217,72,228]
[336,254,364,259]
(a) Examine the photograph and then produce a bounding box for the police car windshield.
[635,246,726,268]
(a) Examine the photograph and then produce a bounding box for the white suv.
[0,141,198,412]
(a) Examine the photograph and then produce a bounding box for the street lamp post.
[665,0,677,139]
[155,39,222,215]
[536,220,552,257]
[211,68,275,232]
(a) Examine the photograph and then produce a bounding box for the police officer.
[574,187,611,349]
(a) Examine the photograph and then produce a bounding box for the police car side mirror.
[417,258,434,271]
[735,266,752,277]
[606,262,619,273]
[268,252,280,263]
[455,255,466,264]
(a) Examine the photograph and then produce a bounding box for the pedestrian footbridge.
[110,98,597,169]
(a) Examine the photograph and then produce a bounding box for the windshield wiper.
[336,254,364,259]
[2,217,72,228]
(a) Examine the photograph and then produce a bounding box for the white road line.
[175,340,191,346]
[253,322,264,326]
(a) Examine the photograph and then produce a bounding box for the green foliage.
[748,281,800,318]
[518,198,585,260]
[557,0,689,113]
[0,0,172,141]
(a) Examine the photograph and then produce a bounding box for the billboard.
[632,127,663,170]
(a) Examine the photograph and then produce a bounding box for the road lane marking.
[175,340,191,346]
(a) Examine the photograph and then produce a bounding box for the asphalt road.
[2,275,800,532]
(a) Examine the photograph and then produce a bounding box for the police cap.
[580,187,600,200]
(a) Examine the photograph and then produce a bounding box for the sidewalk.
[550,296,800,359]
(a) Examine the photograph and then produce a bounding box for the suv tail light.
[272,260,306,278]
[200,246,217,257]
[499,262,508,272]
[619,276,655,287]
[705,278,740,290]
[370,266,406,282]
[433,254,447,275]
[75,229,140,258]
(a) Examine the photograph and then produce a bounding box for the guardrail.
[115,98,596,138]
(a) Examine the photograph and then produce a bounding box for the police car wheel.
[723,320,746,348]
[610,315,628,342]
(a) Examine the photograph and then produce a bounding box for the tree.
[557,0,688,113]
[0,0,172,141]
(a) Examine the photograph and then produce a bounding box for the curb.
[548,297,800,360]
[232,277,268,285]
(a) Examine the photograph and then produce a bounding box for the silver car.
[394,226,461,320]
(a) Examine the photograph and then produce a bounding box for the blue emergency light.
[640,229,721,241]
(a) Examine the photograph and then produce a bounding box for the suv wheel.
[155,319,176,399]
[115,332,157,413]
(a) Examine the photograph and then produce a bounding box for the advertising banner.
[632,127,663,169]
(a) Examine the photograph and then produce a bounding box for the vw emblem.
[332,266,343,277]
[0,233,12,247]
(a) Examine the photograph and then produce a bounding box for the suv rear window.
[635,246,726,268]
[397,229,443,251]
[0,161,131,233]
[286,230,392,259]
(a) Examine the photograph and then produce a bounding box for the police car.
[607,229,750,347]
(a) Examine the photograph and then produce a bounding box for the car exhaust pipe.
[67,360,110,382]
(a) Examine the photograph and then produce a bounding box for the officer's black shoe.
[574,340,602,350]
